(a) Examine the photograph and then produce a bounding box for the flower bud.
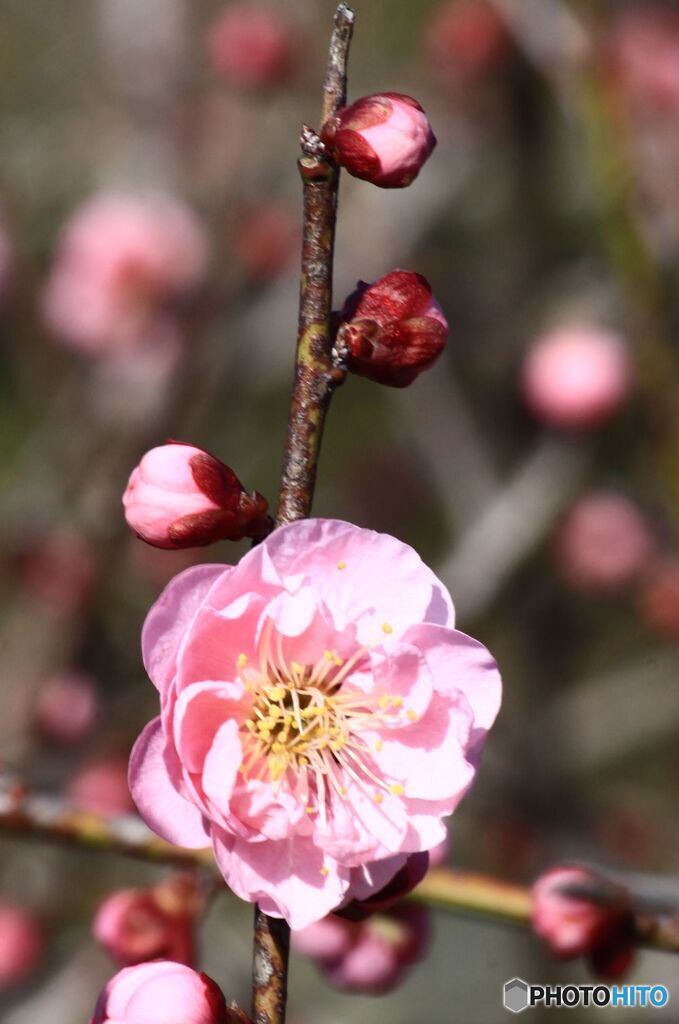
[554,492,654,592]
[521,324,632,429]
[335,270,448,387]
[34,671,99,746]
[93,876,199,967]
[321,93,436,188]
[207,3,295,90]
[532,866,634,977]
[640,559,679,637]
[293,906,430,996]
[123,443,271,549]
[90,960,227,1024]
[68,755,136,816]
[0,905,43,990]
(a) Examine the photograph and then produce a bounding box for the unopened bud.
[90,961,227,1024]
[123,443,271,549]
[532,866,635,977]
[321,92,436,188]
[336,270,448,387]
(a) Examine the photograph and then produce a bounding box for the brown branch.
[252,6,354,1023]
[274,3,353,527]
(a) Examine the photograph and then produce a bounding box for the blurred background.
[1,0,679,1020]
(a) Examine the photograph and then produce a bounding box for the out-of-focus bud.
[321,93,436,189]
[639,559,679,638]
[90,960,227,1024]
[42,193,208,357]
[0,905,43,991]
[93,875,200,967]
[339,852,430,921]
[553,493,655,592]
[34,671,99,746]
[532,866,635,978]
[68,755,136,816]
[123,443,271,550]
[424,0,509,87]
[233,203,299,282]
[335,270,448,387]
[18,529,97,615]
[604,8,679,115]
[207,3,295,90]
[521,324,632,429]
[293,906,430,996]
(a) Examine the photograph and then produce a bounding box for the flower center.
[236,619,415,817]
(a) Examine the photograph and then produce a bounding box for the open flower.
[129,519,501,929]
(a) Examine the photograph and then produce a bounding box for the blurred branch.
[441,437,588,620]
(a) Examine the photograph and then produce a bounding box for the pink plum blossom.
[207,4,295,90]
[424,0,509,88]
[554,493,655,592]
[93,875,199,967]
[321,93,436,188]
[128,518,501,929]
[123,443,270,550]
[34,671,99,745]
[521,324,632,429]
[90,960,227,1024]
[0,905,43,990]
[293,905,430,995]
[68,755,136,816]
[42,193,208,357]
[605,8,679,115]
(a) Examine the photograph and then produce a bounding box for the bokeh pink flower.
[424,0,509,88]
[90,960,227,1024]
[123,443,270,549]
[42,193,208,357]
[293,904,430,995]
[322,93,436,189]
[554,492,655,592]
[129,518,501,928]
[207,3,295,90]
[68,755,136,816]
[0,905,43,990]
[93,875,199,967]
[34,671,99,746]
[521,324,632,429]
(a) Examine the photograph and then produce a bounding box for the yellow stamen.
[391,696,403,708]
[337,562,346,570]
[320,866,329,877]
[382,622,393,635]
[237,653,248,668]
[407,709,418,721]
[389,783,405,797]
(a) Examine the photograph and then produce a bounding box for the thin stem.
[252,6,354,1022]
[274,3,353,527]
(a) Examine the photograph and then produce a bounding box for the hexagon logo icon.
[504,978,529,1014]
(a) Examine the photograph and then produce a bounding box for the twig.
[252,6,354,1023]
[274,3,353,527]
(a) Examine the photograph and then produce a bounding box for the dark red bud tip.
[336,271,448,387]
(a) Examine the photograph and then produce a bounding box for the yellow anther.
[291,661,303,675]
[237,653,248,668]
[244,720,256,732]
[333,655,344,666]
[305,806,316,814]
[389,783,405,797]
[374,793,384,804]
[391,696,403,709]
[320,866,329,877]
[382,622,393,635]
[407,709,418,721]
[337,561,346,570]
[270,761,286,781]
[268,706,281,720]
[298,756,309,766]
[267,686,286,702]
[330,740,346,751]
[324,649,335,662]
[283,714,293,728]
[338,786,348,797]
[256,720,271,732]
[378,696,390,709]
[271,742,285,754]
[374,739,383,752]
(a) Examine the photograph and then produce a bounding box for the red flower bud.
[532,866,635,978]
[321,93,436,188]
[123,443,271,549]
[336,270,448,387]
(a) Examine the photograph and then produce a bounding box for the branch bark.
[252,6,354,1023]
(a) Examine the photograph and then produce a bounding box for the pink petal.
[176,592,264,693]
[142,564,226,694]
[200,718,243,817]
[212,831,351,929]
[128,718,211,848]
[172,681,246,773]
